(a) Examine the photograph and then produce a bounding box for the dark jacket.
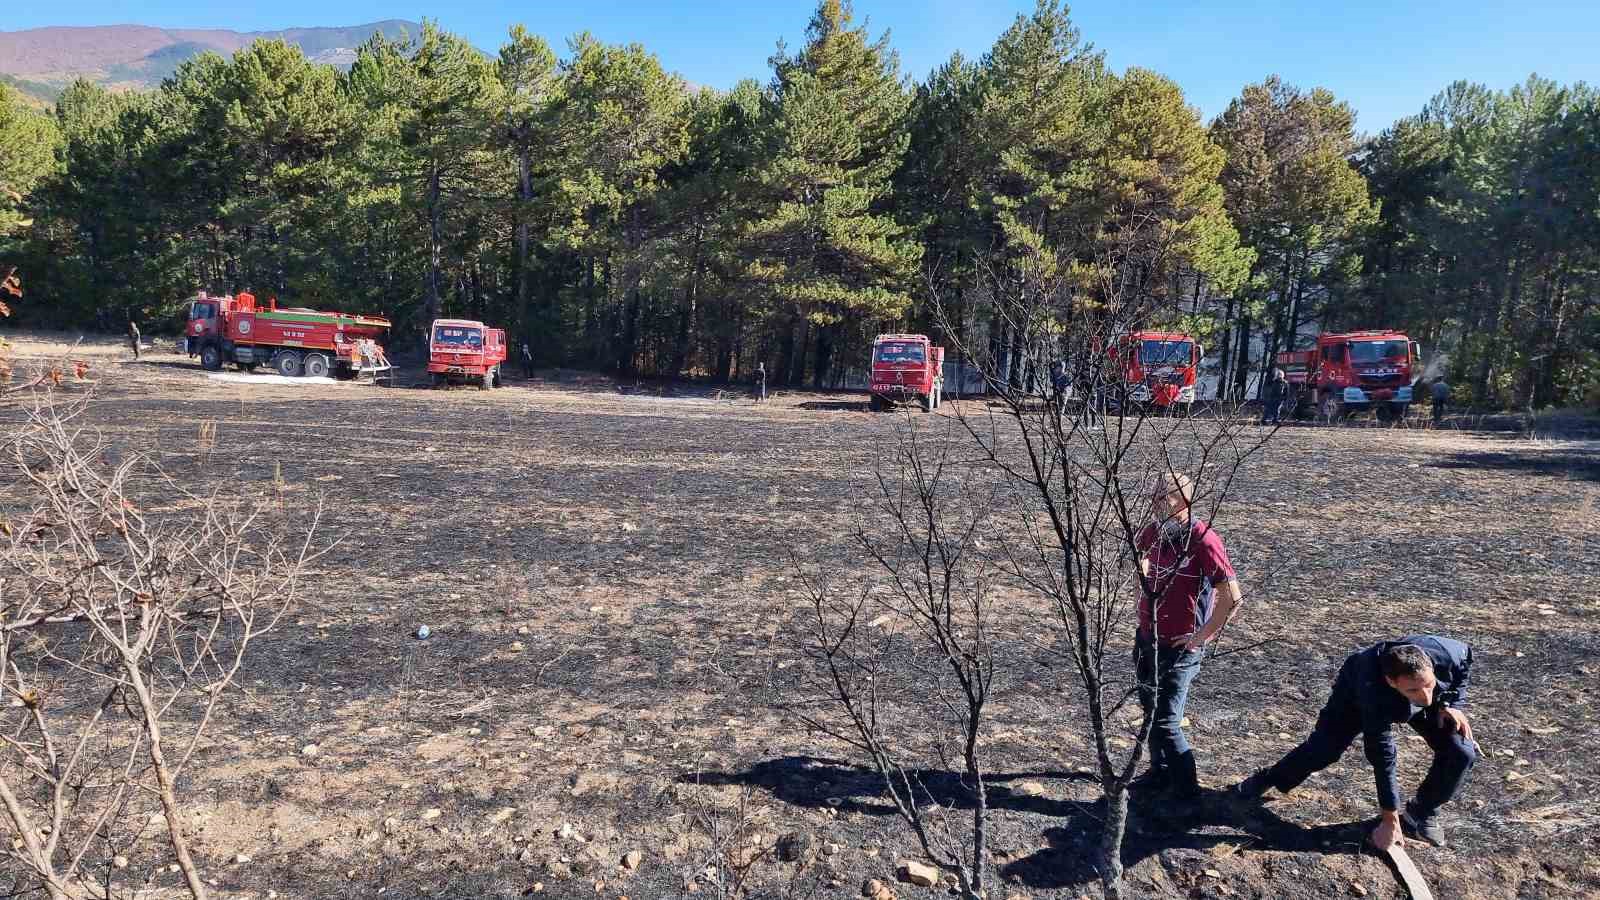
[1344,635,1473,811]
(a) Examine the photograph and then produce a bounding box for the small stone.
[300,744,319,757]
[1204,869,1222,878]
[622,850,643,870]
[415,625,431,640]
[511,642,525,651]
[532,725,555,739]
[861,878,894,900]
[529,883,543,893]
[1350,883,1368,896]
[421,808,442,821]
[383,817,400,834]
[112,855,128,869]
[557,822,584,842]
[516,626,531,636]
[490,808,516,825]
[896,860,939,887]
[467,727,482,736]
[234,853,251,864]
[822,842,841,857]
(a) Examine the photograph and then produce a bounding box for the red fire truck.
[182,292,391,378]
[1276,330,1421,421]
[868,333,945,412]
[1110,331,1202,416]
[427,319,507,389]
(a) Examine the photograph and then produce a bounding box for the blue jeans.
[1137,639,1206,771]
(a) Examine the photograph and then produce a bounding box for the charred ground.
[4,337,1598,900]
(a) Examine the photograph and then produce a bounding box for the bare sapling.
[787,419,1003,900]
[933,243,1272,898]
[1,396,323,900]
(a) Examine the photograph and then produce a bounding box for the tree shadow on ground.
[683,755,1098,819]
[1002,787,1381,891]
[690,756,1387,892]
[1429,447,1600,482]
[795,399,870,411]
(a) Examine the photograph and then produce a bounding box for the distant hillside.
[0,73,60,108]
[0,21,421,101]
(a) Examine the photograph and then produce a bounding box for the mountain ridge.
[0,21,422,102]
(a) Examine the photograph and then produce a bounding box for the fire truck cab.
[427,319,508,390]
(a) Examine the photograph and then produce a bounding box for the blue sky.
[9,1,1599,133]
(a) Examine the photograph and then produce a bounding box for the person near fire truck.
[1260,367,1286,425]
[1133,472,1245,799]
[127,320,141,360]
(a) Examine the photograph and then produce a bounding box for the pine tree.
[745,0,921,387]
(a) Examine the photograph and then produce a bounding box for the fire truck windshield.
[875,342,925,364]
[1350,340,1408,363]
[433,326,483,349]
[1139,340,1192,366]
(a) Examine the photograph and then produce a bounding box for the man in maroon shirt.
[1134,472,1245,798]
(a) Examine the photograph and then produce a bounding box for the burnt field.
[5,339,1600,900]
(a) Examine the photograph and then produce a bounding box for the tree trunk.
[1216,293,1237,400]
[1475,252,1519,406]
[778,317,798,389]
[813,323,835,390]
[516,147,532,324]
[424,163,445,345]
[669,228,704,379]
[1231,314,1252,400]
[1098,785,1130,899]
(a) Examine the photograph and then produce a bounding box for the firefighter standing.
[755,362,767,403]
[520,340,534,378]
[127,321,141,360]
[1260,368,1286,425]
[1431,378,1450,424]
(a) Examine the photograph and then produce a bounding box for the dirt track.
[6,339,1600,899]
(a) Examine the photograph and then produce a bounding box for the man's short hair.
[1380,644,1432,681]
[1150,472,1194,505]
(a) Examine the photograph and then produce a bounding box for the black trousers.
[1264,668,1476,818]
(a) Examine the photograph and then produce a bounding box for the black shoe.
[1231,771,1273,801]
[1168,751,1201,800]
[1400,806,1446,847]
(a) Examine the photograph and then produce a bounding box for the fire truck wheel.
[199,344,223,371]
[868,394,885,412]
[274,352,303,378]
[302,353,331,379]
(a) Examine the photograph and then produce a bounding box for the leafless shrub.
[0,396,323,899]
[786,420,1003,900]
